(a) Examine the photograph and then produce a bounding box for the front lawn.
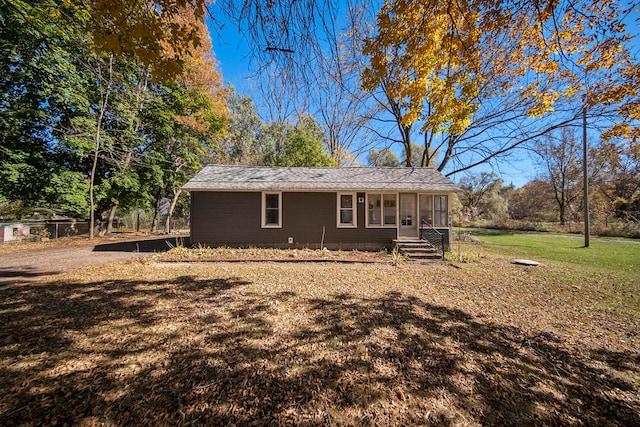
[0,238,638,425]
[463,228,640,278]
[460,229,640,316]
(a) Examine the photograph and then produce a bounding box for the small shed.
[1,222,31,242]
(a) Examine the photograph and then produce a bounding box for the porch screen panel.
[419,194,433,226]
[434,195,448,226]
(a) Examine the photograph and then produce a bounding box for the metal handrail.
[420,219,443,236]
[419,219,445,259]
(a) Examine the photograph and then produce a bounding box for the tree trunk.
[164,189,182,234]
[150,188,162,233]
[106,205,117,234]
[401,123,412,167]
[559,204,566,225]
[89,54,113,239]
[151,206,159,233]
[89,144,100,240]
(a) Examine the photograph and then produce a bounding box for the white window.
[366,193,397,227]
[262,192,282,228]
[337,193,357,228]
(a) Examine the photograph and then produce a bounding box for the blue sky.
[207,19,538,187]
[206,19,254,93]
[205,6,640,188]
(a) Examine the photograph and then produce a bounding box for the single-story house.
[182,165,460,251]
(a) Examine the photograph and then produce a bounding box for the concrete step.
[402,255,442,262]
[401,248,438,254]
[394,239,443,261]
[396,242,435,248]
[393,239,433,246]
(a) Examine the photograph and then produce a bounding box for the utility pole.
[583,107,590,247]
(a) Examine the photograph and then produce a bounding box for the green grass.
[452,228,640,317]
[464,228,640,278]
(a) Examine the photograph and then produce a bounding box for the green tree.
[400,143,437,168]
[0,0,227,232]
[0,0,89,216]
[143,78,225,232]
[93,57,153,233]
[63,50,124,237]
[62,4,223,235]
[44,171,90,218]
[213,87,264,165]
[141,12,226,233]
[263,116,336,167]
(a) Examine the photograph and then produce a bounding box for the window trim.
[365,192,398,228]
[261,191,282,228]
[336,192,357,228]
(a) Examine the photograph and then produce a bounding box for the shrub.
[445,251,480,263]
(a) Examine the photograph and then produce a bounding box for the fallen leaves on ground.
[158,246,388,263]
[0,254,638,426]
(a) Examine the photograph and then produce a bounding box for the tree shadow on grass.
[0,275,638,425]
[0,267,62,282]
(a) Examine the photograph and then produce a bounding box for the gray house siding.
[191,191,261,244]
[191,191,396,250]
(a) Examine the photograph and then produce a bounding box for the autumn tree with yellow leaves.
[87,0,210,77]
[362,0,638,172]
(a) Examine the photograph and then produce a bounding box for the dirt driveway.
[0,234,188,283]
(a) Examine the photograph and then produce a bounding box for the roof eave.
[182,185,460,192]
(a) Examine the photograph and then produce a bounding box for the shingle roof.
[183,165,459,192]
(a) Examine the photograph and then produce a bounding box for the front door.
[399,193,418,238]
